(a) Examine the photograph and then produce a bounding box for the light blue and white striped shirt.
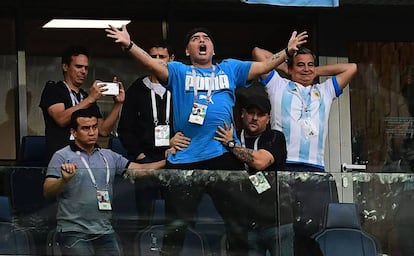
[262,70,342,170]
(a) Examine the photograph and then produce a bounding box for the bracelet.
[124,41,134,52]
[285,48,293,59]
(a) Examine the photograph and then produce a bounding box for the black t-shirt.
[39,81,102,162]
[239,128,287,173]
[237,128,293,226]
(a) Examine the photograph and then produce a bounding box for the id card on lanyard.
[151,90,171,147]
[296,83,318,139]
[188,65,215,125]
[78,151,112,211]
[240,130,271,194]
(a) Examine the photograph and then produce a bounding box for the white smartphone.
[97,82,119,96]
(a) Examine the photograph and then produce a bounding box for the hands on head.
[287,31,308,57]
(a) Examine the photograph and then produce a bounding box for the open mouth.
[199,44,207,55]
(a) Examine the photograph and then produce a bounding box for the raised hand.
[105,24,131,49]
[287,31,308,56]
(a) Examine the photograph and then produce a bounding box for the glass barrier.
[0,167,410,256]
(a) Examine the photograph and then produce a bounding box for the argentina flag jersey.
[262,70,342,169]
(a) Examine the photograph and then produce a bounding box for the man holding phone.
[39,45,125,162]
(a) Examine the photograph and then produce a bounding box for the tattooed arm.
[247,31,308,81]
[230,146,274,171]
[214,122,274,171]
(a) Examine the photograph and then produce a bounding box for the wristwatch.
[227,140,236,149]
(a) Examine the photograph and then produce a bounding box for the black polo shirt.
[39,81,102,162]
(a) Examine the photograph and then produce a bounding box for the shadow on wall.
[0,88,16,160]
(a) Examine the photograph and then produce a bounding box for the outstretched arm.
[248,31,308,81]
[105,25,169,82]
[125,160,166,178]
[316,63,357,89]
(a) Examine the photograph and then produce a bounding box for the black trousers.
[285,165,339,256]
[160,153,248,256]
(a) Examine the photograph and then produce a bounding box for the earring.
[186,52,190,56]
[213,52,215,55]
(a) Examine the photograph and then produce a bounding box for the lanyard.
[151,90,171,126]
[143,76,166,97]
[294,83,313,113]
[77,150,110,189]
[240,130,260,172]
[191,65,215,103]
[64,81,84,106]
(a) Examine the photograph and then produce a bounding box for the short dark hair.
[286,46,317,68]
[70,109,97,130]
[185,27,214,45]
[149,40,174,57]
[61,45,89,65]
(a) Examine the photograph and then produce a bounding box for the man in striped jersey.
[252,46,357,256]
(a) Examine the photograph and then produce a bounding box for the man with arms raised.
[106,25,307,255]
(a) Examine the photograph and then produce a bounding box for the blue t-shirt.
[167,59,252,164]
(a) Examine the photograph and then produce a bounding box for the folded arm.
[316,63,357,89]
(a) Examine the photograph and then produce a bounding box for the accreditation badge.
[298,118,318,139]
[97,190,112,210]
[154,125,170,147]
[249,171,271,194]
[188,102,208,125]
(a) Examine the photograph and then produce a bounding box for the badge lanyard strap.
[191,65,215,103]
[151,90,171,126]
[64,81,84,106]
[294,83,313,120]
[240,129,260,172]
[78,151,110,189]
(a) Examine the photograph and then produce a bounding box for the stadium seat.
[0,195,36,255]
[17,135,47,167]
[313,202,380,256]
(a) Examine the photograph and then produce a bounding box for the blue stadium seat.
[0,195,36,255]
[312,203,380,256]
[17,135,47,167]
[0,196,12,222]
